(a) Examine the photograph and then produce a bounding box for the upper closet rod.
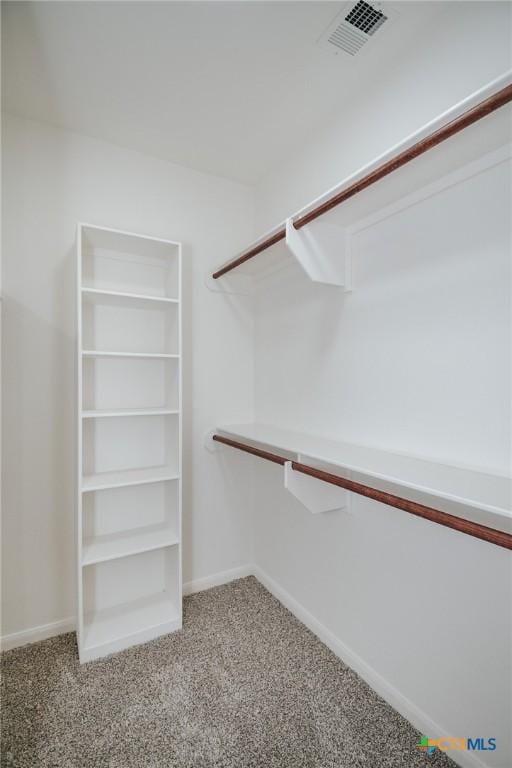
[212,434,512,551]
[213,82,512,280]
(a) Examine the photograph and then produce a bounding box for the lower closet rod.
[212,434,512,551]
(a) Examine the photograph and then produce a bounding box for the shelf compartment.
[81,224,179,300]
[82,354,179,412]
[82,479,179,552]
[82,594,180,663]
[83,413,179,479]
[82,465,179,492]
[81,547,180,662]
[82,289,179,356]
[82,525,179,566]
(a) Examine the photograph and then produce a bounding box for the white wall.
[1,113,255,640]
[253,157,511,767]
[256,159,511,473]
[251,4,511,767]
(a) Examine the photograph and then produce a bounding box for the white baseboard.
[182,564,253,596]
[1,566,253,652]
[252,565,486,768]
[1,617,76,652]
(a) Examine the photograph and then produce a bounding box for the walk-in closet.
[2,2,511,768]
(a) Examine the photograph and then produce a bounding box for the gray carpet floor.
[1,576,454,768]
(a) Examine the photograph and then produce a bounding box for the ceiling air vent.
[319,1,395,58]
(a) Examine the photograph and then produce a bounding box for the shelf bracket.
[285,218,351,289]
[284,461,348,514]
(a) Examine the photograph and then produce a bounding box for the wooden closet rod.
[212,83,512,280]
[212,434,512,550]
[212,434,288,465]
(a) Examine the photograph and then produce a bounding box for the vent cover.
[345,1,387,36]
[319,1,395,58]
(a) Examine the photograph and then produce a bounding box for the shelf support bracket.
[284,461,348,514]
[285,218,351,289]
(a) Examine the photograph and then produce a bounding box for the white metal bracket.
[285,218,351,289]
[284,461,348,514]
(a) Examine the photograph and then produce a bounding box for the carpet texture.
[1,577,454,767]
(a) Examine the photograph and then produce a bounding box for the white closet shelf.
[211,76,512,282]
[82,350,179,359]
[82,525,179,566]
[82,408,179,418]
[82,287,179,305]
[215,424,511,534]
[82,466,179,492]
[81,593,180,663]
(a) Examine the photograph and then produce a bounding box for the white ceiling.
[2,1,442,184]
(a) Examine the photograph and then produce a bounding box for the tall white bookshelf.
[76,223,182,663]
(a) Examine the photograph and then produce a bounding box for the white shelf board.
[82,465,179,492]
[217,423,511,533]
[82,525,179,566]
[213,77,512,281]
[80,221,181,251]
[82,407,179,418]
[82,350,179,359]
[81,593,179,662]
[82,287,179,305]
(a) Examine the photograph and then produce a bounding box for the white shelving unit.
[77,223,182,663]
[214,424,511,534]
